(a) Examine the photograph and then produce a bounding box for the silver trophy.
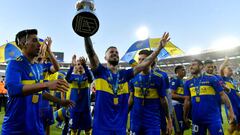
[72,0,99,37]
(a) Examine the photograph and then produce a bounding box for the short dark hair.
[192,59,203,66]
[204,59,214,65]
[138,49,152,57]
[174,65,184,74]
[105,46,117,54]
[15,29,38,46]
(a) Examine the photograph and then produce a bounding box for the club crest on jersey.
[29,72,34,77]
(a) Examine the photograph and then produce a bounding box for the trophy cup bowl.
[72,0,99,37]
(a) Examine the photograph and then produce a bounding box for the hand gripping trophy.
[72,0,99,37]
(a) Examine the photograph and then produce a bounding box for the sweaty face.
[190,61,201,75]
[75,61,84,74]
[105,48,119,66]
[24,34,41,57]
[204,63,214,74]
[138,54,148,64]
[223,66,233,77]
[178,68,186,77]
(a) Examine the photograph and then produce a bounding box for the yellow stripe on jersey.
[21,80,44,94]
[176,87,184,95]
[189,85,215,97]
[70,82,78,89]
[79,80,89,89]
[134,87,159,99]
[21,80,43,84]
[49,72,59,81]
[70,80,89,89]
[225,82,236,90]
[95,78,129,95]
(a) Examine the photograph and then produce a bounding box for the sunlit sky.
[1,0,240,62]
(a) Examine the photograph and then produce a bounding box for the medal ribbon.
[108,70,120,96]
[139,72,152,99]
[194,74,204,97]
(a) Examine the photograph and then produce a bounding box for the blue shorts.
[130,122,160,135]
[40,107,54,129]
[92,129,126,135]
[192,122,223,135]
[69,111,92,130]
[172,104,184,133]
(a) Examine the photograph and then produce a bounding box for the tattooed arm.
[84,37,100,70]
[133,32,170,76]
[219,91,235,123]
[160,96,173,134]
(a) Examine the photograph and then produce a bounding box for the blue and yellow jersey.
[130,71,166,128]
[222,76,240,109]
[65,66,91,112]
[40,62,53,109]
[2,55,46,135]
[92,64,134,131]
[154,68,169,90]
[184,73,224,124]
[170,77,184,103]
[54,107,69,122]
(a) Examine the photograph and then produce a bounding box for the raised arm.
[133,32,170,76]
[220,56,229,76]
[65,55,76,82]
[84,37,100,70]
[42,37,60,73]
[79,57,94,83]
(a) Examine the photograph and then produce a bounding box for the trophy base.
[72,11,99,37]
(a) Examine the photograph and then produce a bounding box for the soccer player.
[220,57,240,134]
[183,59,235,135]
[66,55,93,135]
[128,50,172,135]
[151,58,172,135]
[170,65,186,135]
[83,32,170,135]
[1,29,69,135]
[37,38,75,135]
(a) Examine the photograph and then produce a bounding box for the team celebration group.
[1,29,240,135]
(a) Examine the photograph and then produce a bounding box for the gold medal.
[32,95,39,103]
[196,97,200,102]
[113,97,118,105]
